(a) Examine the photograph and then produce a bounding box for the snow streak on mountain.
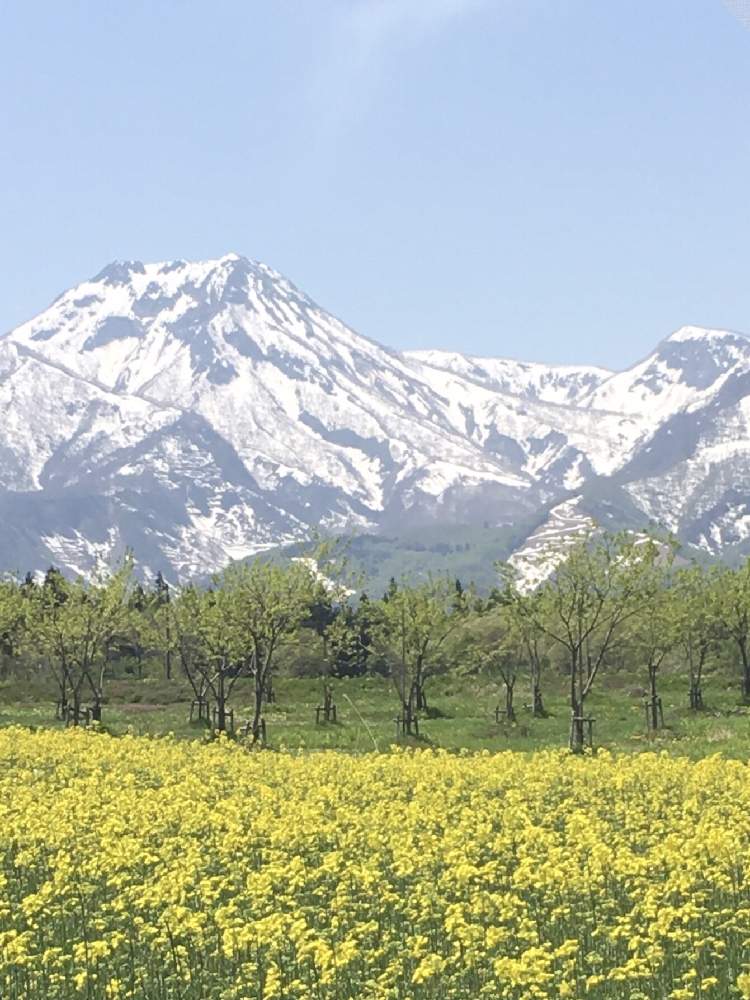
[2,254,750,580]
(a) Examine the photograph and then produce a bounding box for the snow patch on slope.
[507,497,596,591]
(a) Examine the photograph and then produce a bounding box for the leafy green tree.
[223,559,318,740]
[167,584,212,718]
[28,561,133,724]
[318,592,380,678]
[378,576,470,732]
[171,584,241,732]
[153,571,173,680]
[475,615,519,722]
[673,564,722,711]
[0,580,24,677]
[529,533,659,752]
[622,546,678,730]
[715,559,750,702]
[494,570,551,717]
[304,589,336,657]
[301,538,365,682]
[124,582,149,677]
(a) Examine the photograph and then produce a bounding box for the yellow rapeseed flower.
[0,729,748,998]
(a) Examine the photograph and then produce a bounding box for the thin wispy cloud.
[306,0,488,145]
[343,0,487,58]
[724,0,750,28]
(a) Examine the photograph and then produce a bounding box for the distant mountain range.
[1,252,749,584]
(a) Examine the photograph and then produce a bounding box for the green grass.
[1,663,750,757]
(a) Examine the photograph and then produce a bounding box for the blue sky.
[1,0,749,370]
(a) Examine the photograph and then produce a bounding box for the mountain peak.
[92,259,147,284]
[664,324,747,346]
[579,323,750,416]
[654,325,750,387]
[90,253,260,289]
[5,252,393,401]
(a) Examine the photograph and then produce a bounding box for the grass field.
[2,663,750,758]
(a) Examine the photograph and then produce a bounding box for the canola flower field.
[2,730,750,999]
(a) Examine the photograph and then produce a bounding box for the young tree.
[623,547,678,730]
[673,564,722,711]
[0,580,25,679]
[167,584,213,721]
[494,571,551,717]
[715,559,750,703]
[124,582,149,678]
[33,568,71,716]
[29,561,133,724]
[153,571,173,680]
[353,593,376,674]
[464,600,522,723]
[479,640,518,722]
[529,533,659,752]
[305,588,336,662]
[171,584,242,732]
[224,559,318,741]
[378,576,470,733]
[302,537,364,681]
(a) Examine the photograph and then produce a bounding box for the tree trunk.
[505,680,515,723]
[689,682,704,711]
[568,649,582,752]
[399,683,418,736]
[648,664,661,731]
[740,639,750,703]
[689,649,706,711]
[413,679,427,712]
[58,679,68,720]
[56,655,71,720]
[68,691,81,728]
[320,684,335,722]
[402,698,417,736]
[215,670,227,732]
[165,634,172,681]
[531,679,545,717]
[569,700,585,754]
[413,657,428,712]
[251,670,264,743]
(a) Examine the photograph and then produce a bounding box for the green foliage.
[672,563,724,710]
[377,575,472,718]
[714,559,750,700]
[23,558,134,722]
[7,531,750,756]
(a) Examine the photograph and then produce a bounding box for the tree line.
[1,533,750,751]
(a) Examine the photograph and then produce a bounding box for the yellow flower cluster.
[1,729,750,998]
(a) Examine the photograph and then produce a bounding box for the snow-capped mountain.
[2,253,749,580]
